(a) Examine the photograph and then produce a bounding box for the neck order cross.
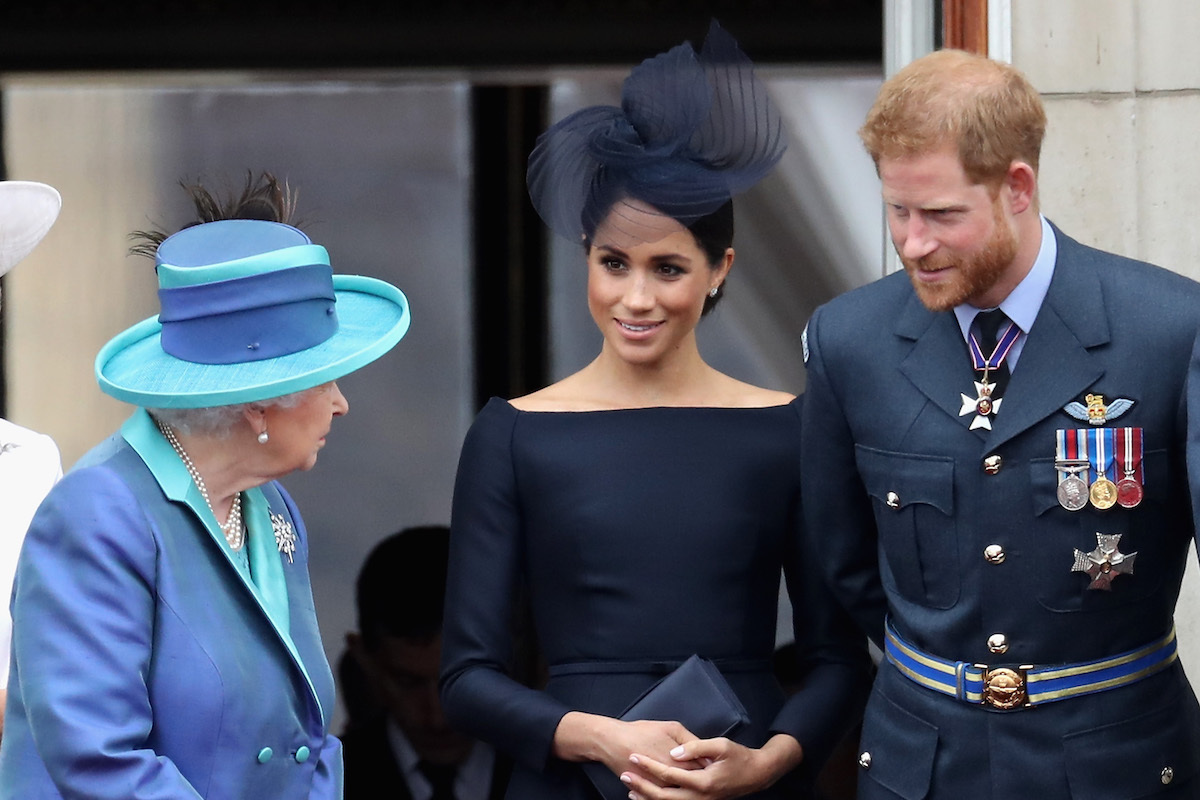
[155,420,245,550]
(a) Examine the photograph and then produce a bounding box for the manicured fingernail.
[670,746,685,758]
[629,755,640,765]
[621,773,632,784]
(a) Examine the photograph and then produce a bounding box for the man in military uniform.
[801,49,1200,798]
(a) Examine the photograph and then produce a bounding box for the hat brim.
[0,181,62,278]
[96,275,410,409]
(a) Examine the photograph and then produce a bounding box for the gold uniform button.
[1162,766,1174,784]
[983,454,1003,474]
[984,544,1006,564]
[987,633,1009,654]
[858,751,872,769]
[885,492,900,509]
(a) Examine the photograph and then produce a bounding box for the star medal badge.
[1054,429,1090,511]
[1063,393,1134,426]
[1115,427,1144,509]
[960,379,1002,430]
[959,316,1020,431]
[1071,532,1136,590]
[1087,428,1118,510]
[271,512,297,563]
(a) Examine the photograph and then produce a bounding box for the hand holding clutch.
[583,655,750,800]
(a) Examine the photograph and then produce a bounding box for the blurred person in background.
[343,525,509,800]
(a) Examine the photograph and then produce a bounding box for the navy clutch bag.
[583,654,751,800]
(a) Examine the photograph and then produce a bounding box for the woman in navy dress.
[440,22,871,800]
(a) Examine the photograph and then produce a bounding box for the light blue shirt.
[953,214,1057,373]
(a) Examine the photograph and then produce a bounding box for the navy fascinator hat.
[527,20,787,244]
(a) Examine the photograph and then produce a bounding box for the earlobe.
[242,404,268,439]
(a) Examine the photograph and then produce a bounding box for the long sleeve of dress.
[769,397,873,770]
[440,401,571,772]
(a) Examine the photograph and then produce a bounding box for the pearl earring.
[257,430,269,445]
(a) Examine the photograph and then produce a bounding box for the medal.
[960,316,1020,431]
[959,380,1002,430]
[1055,429,1090,511]
[1115,426,1144,509]
[1058,469,1089,511]
[1116,477,1144,508]
[1071,532,1137,590]
[1087,428,1118,510]
[1089,477,1118,510]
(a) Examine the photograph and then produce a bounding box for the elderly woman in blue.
[0,201,410,799]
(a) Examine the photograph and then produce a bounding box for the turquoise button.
[257,747,273,764]
[294,746,311,763]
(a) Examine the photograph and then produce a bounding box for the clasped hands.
[621,720,762,800]
[575,715,798,800]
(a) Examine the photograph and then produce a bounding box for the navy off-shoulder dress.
[440,397,870,799]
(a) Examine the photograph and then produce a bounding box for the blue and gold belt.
[884,619,1177,710]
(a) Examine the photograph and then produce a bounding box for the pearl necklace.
[156,420,245,550]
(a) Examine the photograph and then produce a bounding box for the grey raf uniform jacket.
[801,224,1200,799]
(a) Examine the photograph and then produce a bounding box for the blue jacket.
[801,225,1200,799]
[0,412,341,799]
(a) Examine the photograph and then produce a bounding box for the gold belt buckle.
[978,665,1031,709]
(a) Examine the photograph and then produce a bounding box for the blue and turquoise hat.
[96,219,410,409]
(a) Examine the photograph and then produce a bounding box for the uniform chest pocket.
[855,445,958,609]
[1028,449,1169,612]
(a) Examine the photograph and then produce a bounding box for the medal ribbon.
[1088,428,1116,484]
[1056,428,1088,484]
[1118,426,1144,483]
[968,319,1021,373]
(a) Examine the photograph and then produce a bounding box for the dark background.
[0,1,881,72]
